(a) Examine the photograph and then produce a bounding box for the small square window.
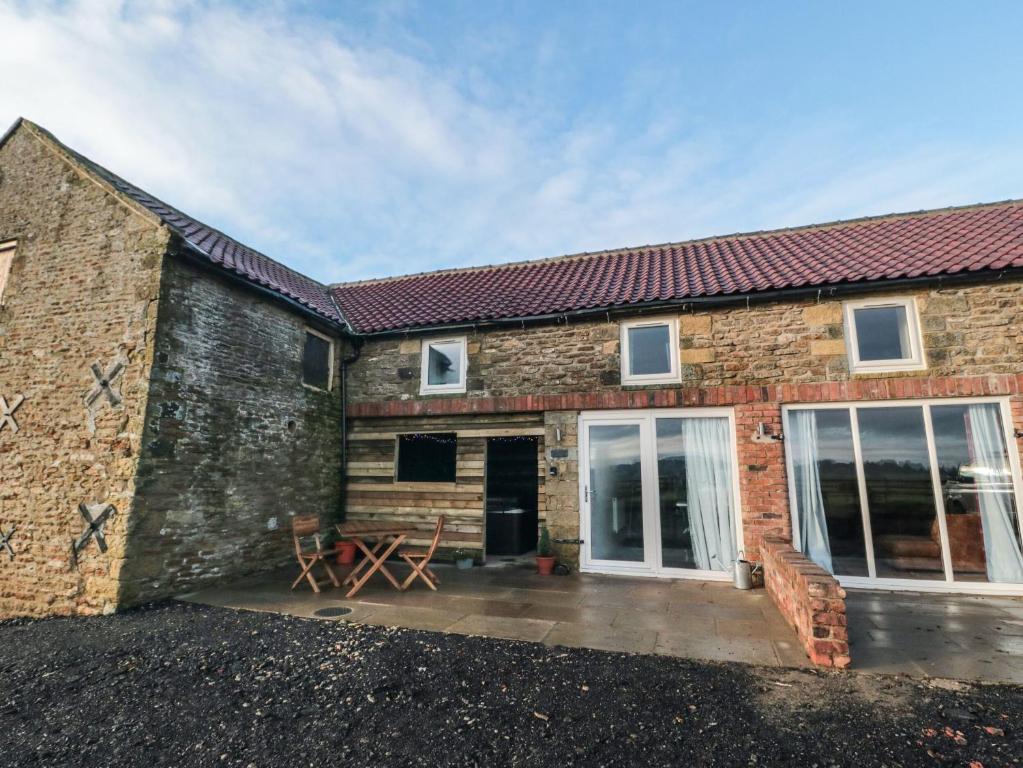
[0,240,15,305]
[620,317,680,385]
[843,298,925,373]
[396,433,457,482]
[302,329,333,391]
[420,337,467,394]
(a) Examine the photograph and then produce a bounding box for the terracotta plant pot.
[334,540,357,566]
[536,555,556,575]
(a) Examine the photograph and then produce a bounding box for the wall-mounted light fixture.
[751,422,784,443]
[555,426,562,443]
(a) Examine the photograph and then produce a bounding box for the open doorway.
[485,436,540,558]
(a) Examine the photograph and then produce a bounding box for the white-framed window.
[0,240,16,306]
[783,397,1023,593]
[843,297,925,373]
[620,316,681,385]
[420,336,467,394]
[302,327,334,391]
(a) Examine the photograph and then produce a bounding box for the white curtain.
[682,417,736,571]
[966,405,1023,583]
[791,410,834,573]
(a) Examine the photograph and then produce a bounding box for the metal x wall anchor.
[0,525,15,561]
[71,503,115,564]
[84,358,125,410]
[0,394,25,435]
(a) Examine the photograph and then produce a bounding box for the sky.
[2,1,1022,284]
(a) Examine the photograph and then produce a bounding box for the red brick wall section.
[762,535,850,669]
[348,372,1023,418]
[735,403,789,561]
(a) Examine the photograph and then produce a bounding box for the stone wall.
[347,281,1023,403]
[119,256,345,604]
[543,411,580,567]
[0,124,167,617]
[761,535,850,668]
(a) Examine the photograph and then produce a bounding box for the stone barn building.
[0,120,348,616]
[3,118,1023,666]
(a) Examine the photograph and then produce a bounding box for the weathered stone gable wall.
[0,126,167,618]
[121,255,344,604]
[346,281,1023,402]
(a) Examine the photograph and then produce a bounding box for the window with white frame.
[302,328,334,391]
[420,336,467,394]
[620,317,680,385]
[0,240,15,306]
[783,398,1023,589]
[843,297,925,373]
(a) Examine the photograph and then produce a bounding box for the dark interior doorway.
[485,436,540,557]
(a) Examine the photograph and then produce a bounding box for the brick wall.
[761,535,850,668]
[0,124,167,617]
[119,255,345,604]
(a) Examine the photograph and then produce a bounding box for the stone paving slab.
[181,563,1023,681]
[182,562,803,669]
[846,588,1023,684]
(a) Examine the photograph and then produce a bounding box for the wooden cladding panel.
[345,413,545,555]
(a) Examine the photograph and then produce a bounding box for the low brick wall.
[761,536,850,668]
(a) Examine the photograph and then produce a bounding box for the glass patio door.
[785,398,1023,591]
[580,410,740,578]
[585,421,650,567]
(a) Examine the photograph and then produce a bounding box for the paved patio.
[181,560,809,668]
[180,560,1023,683]
[847,589,1023,683]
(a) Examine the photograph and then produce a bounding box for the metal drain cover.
[314,606,353,618]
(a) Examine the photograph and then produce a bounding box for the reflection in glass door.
[656,417,737,572]
[581,410,740,578]
[587,423,645,563]
[785,398,1023,591]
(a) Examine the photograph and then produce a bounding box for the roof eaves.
[350,263,1023,337]
[170,235,348,332]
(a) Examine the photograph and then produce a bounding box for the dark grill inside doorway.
[485,436,539,557]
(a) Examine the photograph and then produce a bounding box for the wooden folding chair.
[399,515,445,591]
[291,515,340,593]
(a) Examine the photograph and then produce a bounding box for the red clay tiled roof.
[331,201,1023,333]
[15,120,343,325]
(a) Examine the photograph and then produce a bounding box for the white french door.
[578,409,743,580]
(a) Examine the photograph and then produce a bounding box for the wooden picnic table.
[336,521,418,598]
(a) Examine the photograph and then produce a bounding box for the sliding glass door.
[785,398,1023,591]
[580,409,741,578]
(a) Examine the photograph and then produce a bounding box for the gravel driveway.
[1,601,1020,767]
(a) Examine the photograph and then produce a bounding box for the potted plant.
[536,526,556,575]
[452,549,474,569]
[334,538,357,566]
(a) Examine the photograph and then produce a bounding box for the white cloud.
[1,0,1020,284]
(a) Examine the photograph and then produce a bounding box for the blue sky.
[2,1,1022,283]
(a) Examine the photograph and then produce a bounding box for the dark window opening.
[396,433,457,483]
[303,331,331,390]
